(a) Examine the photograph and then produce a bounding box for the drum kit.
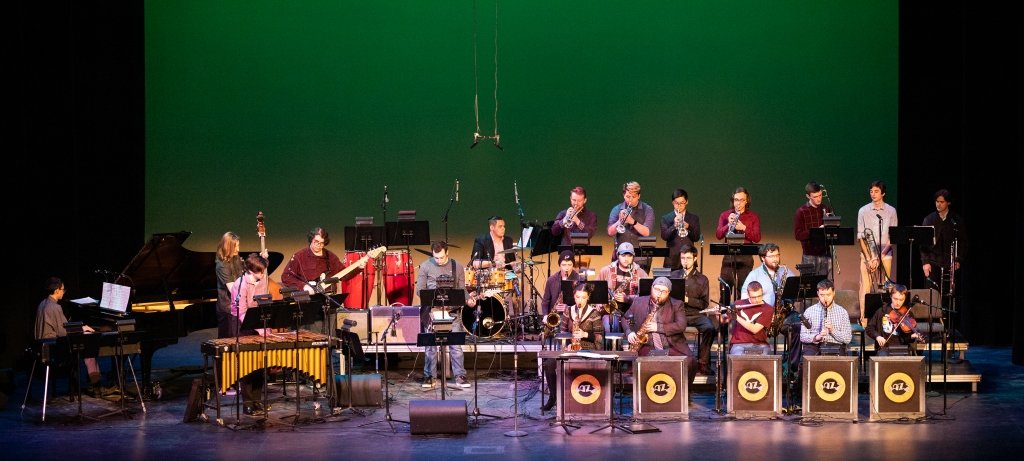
[462,246,547,339]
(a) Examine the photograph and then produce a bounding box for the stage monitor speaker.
[370,305,421,345]
[337,310,371,345]
[633,356,689,420]
[409,399,468,435]
[334,373,383,407]
[727,354,782,418]
[558,359,612,419]
[802,355,858,421]
[869,356,925,421]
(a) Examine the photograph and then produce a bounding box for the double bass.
[257,211,284,300]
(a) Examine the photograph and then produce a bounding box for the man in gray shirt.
[416,241,478,388]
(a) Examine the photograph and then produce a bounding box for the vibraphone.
[201,330,336,395]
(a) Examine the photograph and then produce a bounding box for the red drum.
[384,250,414,306]
[341,251,376,309]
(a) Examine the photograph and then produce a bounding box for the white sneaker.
[456,375,471,388]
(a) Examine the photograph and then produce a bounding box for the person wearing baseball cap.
[597,242,649,334]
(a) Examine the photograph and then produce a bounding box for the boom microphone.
[384,185,389,204]
[455,179,460,202]
[514,181,520,205]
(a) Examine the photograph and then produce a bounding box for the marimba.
[201,330,336,394]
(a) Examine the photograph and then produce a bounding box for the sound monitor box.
[370,305,421,345]
[727,354,782,418]
[633,356,689,420]
[802,355,858,420]
[337,309,371,345]
[869,356,925,421]
[409,399,468,435]
[558,359,611,419]
[334,373,383,407]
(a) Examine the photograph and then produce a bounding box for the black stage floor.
[4,328,1023,461]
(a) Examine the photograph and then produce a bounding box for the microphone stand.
[706,299,732,415]
[359,311,409,432]
[441,181,457,244]
[504,310,527,437]
[470,306,501,425]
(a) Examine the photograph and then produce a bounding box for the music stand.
[709,243,760,301]
[809,226,855,281]
[238,295,305,427]
[96,320,146,420]
[344,225,385,252]
[530,222,559,258]
[558,244,603,278]
[889,225,934,291]
[779,274,825,410]
[419,289,467,399]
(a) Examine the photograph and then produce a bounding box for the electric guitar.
[256,211,285,300]
[312,245,387,292]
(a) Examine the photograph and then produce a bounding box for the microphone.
[718,277,731,290]
[800,314,811,329]
[455,179,460,202]
[470,132,482,149]
[384,185,389,204]
[514,181,520,205]
[876,214,883,221]
[949,218,957,226]
[911,294,924,306]
[819,184,827,192]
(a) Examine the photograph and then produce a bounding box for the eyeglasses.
[312,240,326,246]
[732,197,747,202]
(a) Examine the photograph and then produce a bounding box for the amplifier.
[370,305,422,345]
[337,310,371,345]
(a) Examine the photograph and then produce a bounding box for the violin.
[887,305,924,342]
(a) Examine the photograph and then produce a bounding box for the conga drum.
[341,250,376,308]
[384,250,414,306]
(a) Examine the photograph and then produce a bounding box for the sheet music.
[518,226,534,248]
[100,282,132,313]
[70,297,99,305]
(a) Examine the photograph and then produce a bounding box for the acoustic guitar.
[256,211,285,300]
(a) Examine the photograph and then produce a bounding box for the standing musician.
[540,283,604,412]
[597,242,649,334]
[607,181,655,272]
[540,250,581,317]
[660,188,702,271]
[416,241,477,389]
[856,180,898,324]
[724,281,775,356]
[623,277,696,381]
[550,186,598,246]
[470,216,517,270]
[281,227,367,297]
[670,245,716,376]
[793,181,834,277]
[865,284,925,356]
[715,187,762,298]
[228,253,271,415]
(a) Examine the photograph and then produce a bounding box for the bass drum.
[462,296,507,339]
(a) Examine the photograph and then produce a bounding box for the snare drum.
[383,250,413,306]
[462,295,507,338]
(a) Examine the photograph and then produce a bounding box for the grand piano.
[76,231,283,398]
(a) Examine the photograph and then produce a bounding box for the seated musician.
[799,278,852,356]
[724,281,774,356]
[541,283,604,412]
[33,276,115,397]
[624,277,696,384]
[228,253,271,415]
[866,284,924,356]
[597,242,648,334]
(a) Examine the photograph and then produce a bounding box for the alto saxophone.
[606,283,626,314]
[629,306,660,352]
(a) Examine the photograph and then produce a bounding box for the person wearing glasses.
[607,181,656,272]
[715,187,761,299]
[281,227,367,296]
[660,188,702,271]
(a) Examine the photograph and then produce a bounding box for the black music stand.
[238,295,301,428]
[419,289,467,399]
[558,244,603,278]
[778,274,825,411]
[809,226,855,280]
[96,320,146,420]
[530,222,559,257]
[344,225,385,252]
[889,225,934,290]
[709,242,760,301]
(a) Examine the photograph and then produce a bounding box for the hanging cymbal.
[497,246,528,255]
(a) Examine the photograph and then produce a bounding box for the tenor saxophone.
[567,315,583,351]
[629,306,660,352]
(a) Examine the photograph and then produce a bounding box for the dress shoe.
[244,403,267,416]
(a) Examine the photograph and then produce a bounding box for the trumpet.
[675,213,688,238]
[727,212,739,235]
[615,204,634,234]
[561,206,578,228]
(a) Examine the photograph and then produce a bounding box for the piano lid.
[117,231,284,305]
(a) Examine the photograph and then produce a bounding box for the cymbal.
[497,246,525,255]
